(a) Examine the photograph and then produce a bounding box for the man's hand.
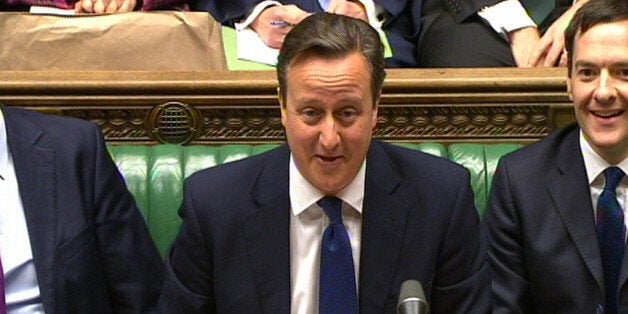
[250,5,310,49]
[75,0,135,13]
[528,0,589,67]
[528,8,571,67]
[326,0,367,22]
[508,26,541,67]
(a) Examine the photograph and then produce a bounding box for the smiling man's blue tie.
[597,167,626,314]
[318,196,358,314]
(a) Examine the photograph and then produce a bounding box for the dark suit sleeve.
[89,124,165,313]
[485,158,532,313]
[158,182,216,312]
[430,168,491,313]
[192,0,262,26]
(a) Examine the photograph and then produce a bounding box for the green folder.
[222,26,275,71]
[221,25,392,71]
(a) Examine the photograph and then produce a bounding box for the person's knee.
[418,15,515,67]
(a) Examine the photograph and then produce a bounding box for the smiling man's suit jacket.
[193,0,501,67]
[158,140,490,313]
[3,106,164,313]
[486,124,628,313]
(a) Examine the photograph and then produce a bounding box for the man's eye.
[615,68,628,80]
[338,110,358,121]
[577,68,597,79]
[301,109,319,119]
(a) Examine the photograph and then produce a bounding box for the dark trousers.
[418,11,516,68]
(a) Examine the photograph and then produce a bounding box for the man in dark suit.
[158,12,489,313]
[0,105,164,312]
[485,0,628,312]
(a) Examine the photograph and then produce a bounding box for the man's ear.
[278,87,287,125]
[566,78,573,102]
[372,96,380,128]
[277,87,284,107]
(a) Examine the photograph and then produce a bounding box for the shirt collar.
[580,130,628,185]
[289,154,365,216]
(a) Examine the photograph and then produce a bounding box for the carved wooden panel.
[0,68,574,145]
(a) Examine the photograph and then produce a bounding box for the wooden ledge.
[0,68,574,145]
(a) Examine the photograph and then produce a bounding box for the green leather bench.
[107,143,521,257]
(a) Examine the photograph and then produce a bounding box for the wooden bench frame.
[0,67,575,145]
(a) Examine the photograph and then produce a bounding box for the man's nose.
[319,115,340,150]
[594,70,618,104]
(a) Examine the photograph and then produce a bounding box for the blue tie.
[318,196,358,314]
[318,0,330,10]
[597,167,626,314]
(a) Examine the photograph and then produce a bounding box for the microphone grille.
[398,279,425,302]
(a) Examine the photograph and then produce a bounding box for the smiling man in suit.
[485,0,628,312]
[158,12,489,313]
[0,105,163,313]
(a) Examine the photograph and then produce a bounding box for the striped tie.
[596,167,626,314]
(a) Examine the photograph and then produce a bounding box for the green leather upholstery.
[108,143,521,256]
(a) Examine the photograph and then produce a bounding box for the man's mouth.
[592,110,624,118]
[317,155,341,163]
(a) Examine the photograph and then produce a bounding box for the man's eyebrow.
[573,60,598,68]
[574,60,628,68]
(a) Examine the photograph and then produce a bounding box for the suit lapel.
[242,146,292,313]
[549,130,604,291]
[4,108,58,312]
[359,142,408,310]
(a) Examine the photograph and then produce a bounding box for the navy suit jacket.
[3,106,164,313]
[192,0,499,67]
[486,124,628,313]
[158,141,490,313]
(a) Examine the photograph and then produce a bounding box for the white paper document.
[236,27,279,66]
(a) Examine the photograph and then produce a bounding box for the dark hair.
[564,0,628,76]
[276,12,386,105]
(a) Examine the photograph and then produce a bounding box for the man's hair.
[564,0,628,76]
[276,12,386,105]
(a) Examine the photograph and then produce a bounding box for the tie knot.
[318,196,343,225]
[604,167,625,192]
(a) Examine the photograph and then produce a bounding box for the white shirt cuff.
[478,0,536,41]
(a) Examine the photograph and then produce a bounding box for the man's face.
[568,20,628,164]
[281,52,378,195]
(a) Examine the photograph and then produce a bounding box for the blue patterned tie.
[318,0,330,10]
[318,196,358,314]
[597,167,626,314]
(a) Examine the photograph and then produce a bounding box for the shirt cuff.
[354,0,392,57]
[478,0,536,41]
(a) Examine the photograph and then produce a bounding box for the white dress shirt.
[288,154,365,314]
[580,131,628,236]
[0,110,44,313]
